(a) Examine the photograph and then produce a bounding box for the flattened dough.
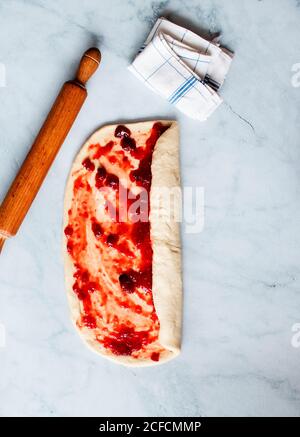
[63,120,182,366]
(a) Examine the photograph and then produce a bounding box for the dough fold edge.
[150,121,182,360]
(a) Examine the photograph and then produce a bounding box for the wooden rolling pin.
[0,47,101,252]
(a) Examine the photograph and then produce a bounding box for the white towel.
[129,17,234,121]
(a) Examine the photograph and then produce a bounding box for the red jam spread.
[65,123,169,361]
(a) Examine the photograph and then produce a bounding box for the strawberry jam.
[103,326,149,356]
[114,125,131,138]
[119,272,135,293]
[65,122,170,362]
[82,157,95,172]
[121,136,136,151]
[95,166,107,189]
[91,221,103,238]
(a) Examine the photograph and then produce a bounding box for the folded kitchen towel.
[129,17,234,121]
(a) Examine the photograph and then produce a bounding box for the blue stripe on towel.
[169,76,196,104]
[170,76,197,104]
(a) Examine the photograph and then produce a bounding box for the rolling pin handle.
[0,236,5,253]
[0,47,102,254]
[75,48,101,86]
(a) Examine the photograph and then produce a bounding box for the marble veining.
[0,0,300,417]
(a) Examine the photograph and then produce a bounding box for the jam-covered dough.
[63,121,182,366]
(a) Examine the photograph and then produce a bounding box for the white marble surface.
[0,0,300,417]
